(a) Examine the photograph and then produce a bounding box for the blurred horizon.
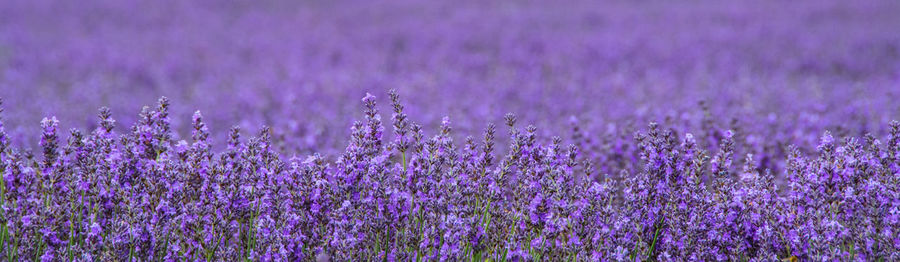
[1,0,899,154]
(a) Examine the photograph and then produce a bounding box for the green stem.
[401,151,407,175]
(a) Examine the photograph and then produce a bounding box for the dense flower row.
[0,92,897,261]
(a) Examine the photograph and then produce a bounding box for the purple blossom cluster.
[1,92,898,261]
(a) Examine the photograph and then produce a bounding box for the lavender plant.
[0,91,897,261]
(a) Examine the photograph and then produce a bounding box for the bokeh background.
[1,0,899,157]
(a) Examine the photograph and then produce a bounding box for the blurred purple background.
[1,0,898,155]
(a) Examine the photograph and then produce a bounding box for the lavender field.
[1,0,899,261]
